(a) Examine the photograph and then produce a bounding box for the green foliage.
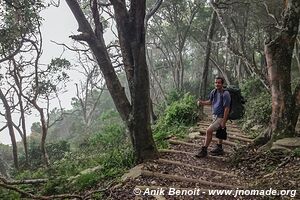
[31,122,41,134]
[74,171,99,190]
[0,189,20,199]
[100,109,119,121]
[240,77,266,98]
[240,78,271,127]
[154,125,189,149]
[19,140,71,170]
[90,124,125,149]
[292,148,300,157]
[47,141,70,161]
[154,93,197,148]
[166,90,185,105]
[18,112,134,195]
[0,1,44,55]
[164,93,198,126]
[244,92,271,125]
[0,144,12,162]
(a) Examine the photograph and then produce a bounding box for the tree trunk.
[198,9,217,120]
[131,29,158,161]
[66,0,158,162]
[295,39,300,74]
[255,0,300,145]
[12,64,29,166]
[0,89,19,169]
[127,0,158,162]
[19,95,29,167]
[179,52,184,91]
[33,102,50,166]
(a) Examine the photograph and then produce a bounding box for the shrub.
[90,123,125,150]
[243,91,271,126]
[0,189,20,199]
[154,93,198,148]
[166,90,184,105]
[240,78,271,126]
[240,77,266,98]
[164,93,198,126]
[47,141,70,161]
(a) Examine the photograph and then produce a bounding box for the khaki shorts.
[208,115,222,131]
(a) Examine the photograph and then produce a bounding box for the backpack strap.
[210,88,217,102]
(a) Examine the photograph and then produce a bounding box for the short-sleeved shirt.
[209,89,231,118]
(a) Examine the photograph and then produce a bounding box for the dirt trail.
[104,106,258,200]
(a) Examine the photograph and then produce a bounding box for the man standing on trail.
[195,76,231,158]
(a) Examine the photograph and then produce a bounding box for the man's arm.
[197,99,211,106]
[221,91,231,128]
[221,107,230,128]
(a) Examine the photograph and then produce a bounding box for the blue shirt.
[209,89,231,118]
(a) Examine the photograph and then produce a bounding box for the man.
[196,77,231,158]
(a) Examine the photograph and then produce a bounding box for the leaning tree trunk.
[0,89,19,170]
[255,0,300,145]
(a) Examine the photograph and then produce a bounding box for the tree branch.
[0,125,7,132]
[69,33,91,41]
[0,176,47,185]
[145,0,163,24]
[50,40,89,52]
[210,1,270,90]
[263,2,282,29]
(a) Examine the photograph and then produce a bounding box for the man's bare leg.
[204,127,214,147]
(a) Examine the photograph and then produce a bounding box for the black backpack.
[213,85,246,120]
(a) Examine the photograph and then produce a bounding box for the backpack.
[213,85,246,120]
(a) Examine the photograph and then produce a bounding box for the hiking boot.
[195,147,208,158]
[210,144,224,156]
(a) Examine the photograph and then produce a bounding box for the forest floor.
[102,107,300,200]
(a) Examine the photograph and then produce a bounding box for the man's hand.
[197,100,202,107]
[197,99,211,106]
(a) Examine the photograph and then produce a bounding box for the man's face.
[215,79,223,90]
